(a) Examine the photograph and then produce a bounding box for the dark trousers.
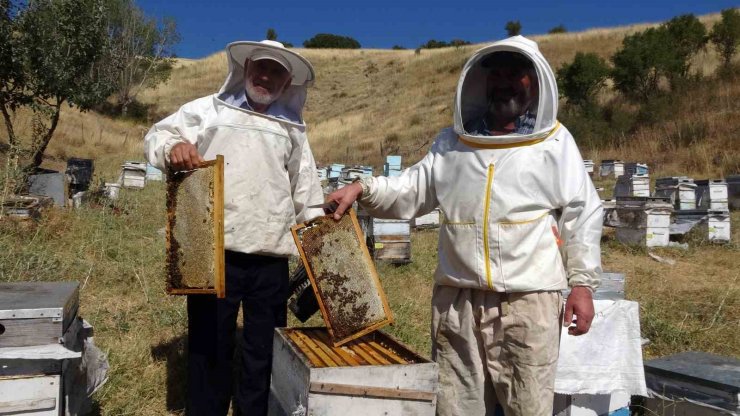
[186,251,289,416]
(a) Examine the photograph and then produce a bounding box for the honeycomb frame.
[166,155,225,298]
[291,208,393,346]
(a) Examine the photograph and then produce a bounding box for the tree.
[450,39,471,49]
[663,14,707,78]
[420,39,448,49]
[106,0,179,116]
[391,45,406,50]
[303,33,360,49]
[611,27,681,101]
[1,0,115,194]
[710,8,740,69]
[266,27,277,41]
[505,20,521,37]
[557,52,610,108]
[548,24,567,34]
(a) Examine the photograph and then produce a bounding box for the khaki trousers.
[431,286,563,416]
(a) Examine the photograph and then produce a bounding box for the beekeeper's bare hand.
[563,286,594,336]
[327,183,363,221]
[170,142,205,171]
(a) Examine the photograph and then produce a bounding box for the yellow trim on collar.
[459,121,561,149]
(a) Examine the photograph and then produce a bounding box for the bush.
[391,45,406,50]
[450,39,471,48]
[663,14,707,78]
[505,20,521,36]
[557,52,610,108]
[611,27,681,101]
[303,33,360,49]
[710,8,740,69]
[548,24,567,34]
[560,101,635,150]
[419,39,470,49]
[420,39,448,49]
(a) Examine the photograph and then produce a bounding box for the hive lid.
[291,209,394,346]
[0,281,78,320]
[645,351,740,394]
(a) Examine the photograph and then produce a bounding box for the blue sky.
[137,0,739,59]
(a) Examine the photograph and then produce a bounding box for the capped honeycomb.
[166,157,224,297]
[292,209,393,346]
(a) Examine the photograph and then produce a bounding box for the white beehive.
[120,161,147,189]
[704,210,731,242]
[599,160,624,178]
[412,208,441,229]
[614,174,650,198]
[583,160,594,176]
[269,328,438,416]
[368,218,411,263]
[614,197,673,247]
[696,179,729,211]
[655,177,696,210]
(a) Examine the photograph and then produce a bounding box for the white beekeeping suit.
[355,36,603,416]
[144,41,324,257]
[362,35,602,292]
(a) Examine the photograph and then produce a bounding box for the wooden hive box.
[269,327,437,416]
[291,209,393,346]
[166,156,225,298]
[0,282,79,348]
[0,281,79,415]
[368,218,412,264]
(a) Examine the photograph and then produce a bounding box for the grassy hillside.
[0,12,738,416]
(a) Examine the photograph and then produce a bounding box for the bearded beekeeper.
[145,40,324,416]
[328,36,603,416]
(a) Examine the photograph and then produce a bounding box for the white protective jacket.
[362,36,602,292]
[144,42,325,257]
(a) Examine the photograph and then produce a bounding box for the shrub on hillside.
[450,39,471,48]
[549,24,567,34]
[557,52,610,109]
[560,101,634,150]
[663,14,707,79]
[710,8,740,70]
[419,39,471,49]
[420,39,448,49]
[505,20,521,36]
[303,33,360,49]
[611,27,682,101]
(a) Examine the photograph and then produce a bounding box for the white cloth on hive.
[555,299,648,396]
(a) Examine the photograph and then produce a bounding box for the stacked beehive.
[614,196,673,247]
[0,282,105,415]
[599,159,625,178]
[368,217,412,263]
[696,179,729,211]
[655,177,697,210]
[583,160,594,177]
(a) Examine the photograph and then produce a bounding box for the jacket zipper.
[483,164,495,289]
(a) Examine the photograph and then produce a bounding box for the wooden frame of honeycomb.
[291,208,393,347]
[165,155,225,298]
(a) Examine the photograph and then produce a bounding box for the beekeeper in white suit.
[145,40,324,416]
[329,36,602,416]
